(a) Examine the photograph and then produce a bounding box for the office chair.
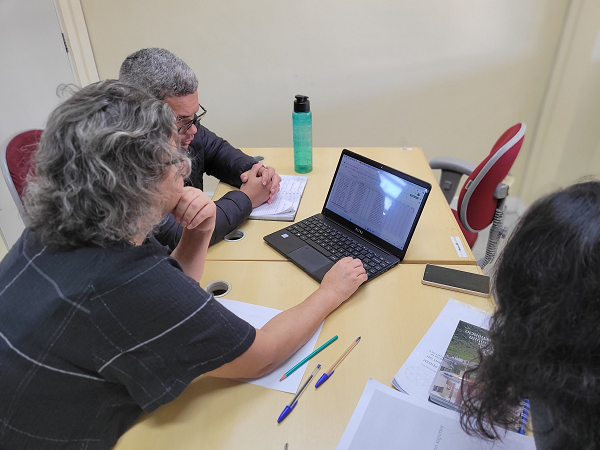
[1,129,43,226]
[429,123,525,268]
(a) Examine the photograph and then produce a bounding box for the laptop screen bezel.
[320,149,431,259]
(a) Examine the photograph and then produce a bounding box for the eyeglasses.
[166,157,191,177]
[177,103,207,135]
[165,147,191,174]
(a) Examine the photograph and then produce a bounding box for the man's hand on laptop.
[319,257,368,307]
[240,163,276,207]
[240,163,281,204]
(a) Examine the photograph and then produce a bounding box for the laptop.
[264,149,431,282]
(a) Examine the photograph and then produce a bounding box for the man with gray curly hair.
[119,48,281,249]
[0,80,366,449]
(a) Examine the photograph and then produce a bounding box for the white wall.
[0,0,76,250]
[3,0,600,253]
[80,0,569,197]
[521,0,600,203]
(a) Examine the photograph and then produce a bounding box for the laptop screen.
[324,152,430,251]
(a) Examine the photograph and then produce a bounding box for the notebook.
[264,149,431,282]
[249,175,308,221]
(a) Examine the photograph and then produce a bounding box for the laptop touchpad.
[289,245,332,273]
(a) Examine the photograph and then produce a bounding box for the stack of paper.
[335,300,534,448]
[337,379,535,450]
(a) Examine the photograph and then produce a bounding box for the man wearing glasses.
[120,48,281,248]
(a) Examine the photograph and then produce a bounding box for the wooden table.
[114,262,493,450]
[206,148,475,265]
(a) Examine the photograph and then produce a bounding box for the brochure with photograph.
[428,320,489,411]
[391,299,490,398]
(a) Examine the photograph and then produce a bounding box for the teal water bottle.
[293,95,312,173]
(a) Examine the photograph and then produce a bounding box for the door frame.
[54,0,99,87]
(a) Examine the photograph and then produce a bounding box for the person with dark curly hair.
[459,180,600,450]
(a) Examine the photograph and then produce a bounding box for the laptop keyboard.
[286,216,391,277]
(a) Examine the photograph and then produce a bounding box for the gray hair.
[24,80,191,250]
[119,48,199,100]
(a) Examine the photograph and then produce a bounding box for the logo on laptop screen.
[355,228,363,235]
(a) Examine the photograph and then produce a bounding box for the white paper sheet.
[338,379,535,450]
[392,298,490,400]
[216,298,324,394]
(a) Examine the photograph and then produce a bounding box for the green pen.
[279,335,338,381]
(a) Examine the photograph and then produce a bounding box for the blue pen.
[517,399,530,434]
[315,337,361,388]
[277,364,320,423]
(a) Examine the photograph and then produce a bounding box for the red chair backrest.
[5,129,42,198]
[457,123,525,233]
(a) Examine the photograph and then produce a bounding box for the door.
[0,0,76,249]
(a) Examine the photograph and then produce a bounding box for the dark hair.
[460,181,600,449]
[24,80,190,250]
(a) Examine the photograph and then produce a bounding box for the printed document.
[217,298,323,394]
[337,379,535,450]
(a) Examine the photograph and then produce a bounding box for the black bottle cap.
[294,95,310,112]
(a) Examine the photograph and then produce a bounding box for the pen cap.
[315,372,330,388]
[294,95,310,113]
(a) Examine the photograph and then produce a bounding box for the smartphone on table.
[421,264,490,297]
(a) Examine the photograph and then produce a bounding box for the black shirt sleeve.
[155,125,256,250]
[210,191,253,245]
[90,241,256,413]
[191,125,257,188]
[154,187,252,250]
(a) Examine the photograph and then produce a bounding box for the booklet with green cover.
[428,320,489,411]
